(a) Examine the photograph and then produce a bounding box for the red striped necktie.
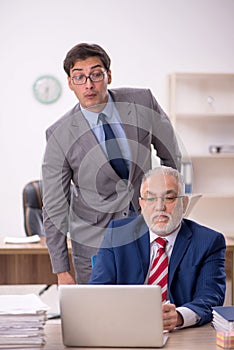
[148,237,168,302]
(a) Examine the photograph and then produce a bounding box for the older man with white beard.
[89,166,226,332]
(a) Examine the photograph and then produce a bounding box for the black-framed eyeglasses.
[140,195,184,205]
[71,70,107,85]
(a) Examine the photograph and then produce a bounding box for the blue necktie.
[98,113,129,180]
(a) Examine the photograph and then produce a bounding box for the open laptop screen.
[59,284,167,348]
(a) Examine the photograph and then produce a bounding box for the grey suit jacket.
[42,87,181,283]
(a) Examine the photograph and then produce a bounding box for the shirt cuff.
[176,306,201,328]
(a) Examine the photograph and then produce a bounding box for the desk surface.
[44,321,218,350]
[0,237,73,285]
[0,237,71,254]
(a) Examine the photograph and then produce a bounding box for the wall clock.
[33,75,62,104]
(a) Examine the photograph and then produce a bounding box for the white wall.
[0,0,234,237]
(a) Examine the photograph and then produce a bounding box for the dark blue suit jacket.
[89,215,226,326]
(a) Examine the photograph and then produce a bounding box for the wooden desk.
[0,237,74,285]
[0,236,233,304]
[44,321,218,349]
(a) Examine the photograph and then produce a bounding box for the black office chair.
[23,180,45,237]
[22,180,51,296]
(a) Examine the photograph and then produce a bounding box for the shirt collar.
[80,92,113,127]
[149,224,181,247]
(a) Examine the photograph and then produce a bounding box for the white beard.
[148,205,184,236]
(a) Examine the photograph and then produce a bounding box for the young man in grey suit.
[42,43,181,284]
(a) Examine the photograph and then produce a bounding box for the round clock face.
[33,75,62,104]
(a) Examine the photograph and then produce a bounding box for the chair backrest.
[22,180,45,236]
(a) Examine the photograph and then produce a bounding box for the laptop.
[59,284,168,348]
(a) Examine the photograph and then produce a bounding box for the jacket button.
[123,211,128,216]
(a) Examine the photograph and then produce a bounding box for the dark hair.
[63,43,111,76]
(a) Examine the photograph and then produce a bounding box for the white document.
[4,235,40,244]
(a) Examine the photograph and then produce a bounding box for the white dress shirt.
[80,93,131,169]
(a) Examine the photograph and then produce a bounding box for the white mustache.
[151,212,172,222]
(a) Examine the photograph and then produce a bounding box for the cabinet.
[168,73,234,237]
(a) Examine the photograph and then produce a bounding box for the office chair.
[22,180,51,296]
[23,180,45,237]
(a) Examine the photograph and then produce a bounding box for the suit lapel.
[168,220,192,287]
[109,91,140,180]
[133,216,150,282]
[69,90,143,182]
[70,106,120,182]
[131,218,193,285]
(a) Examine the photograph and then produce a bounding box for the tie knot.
[98,113,107,124]
[156,237,167,249]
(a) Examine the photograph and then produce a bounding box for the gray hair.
[141,166,185,195]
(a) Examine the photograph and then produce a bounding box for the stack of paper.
[213,306,234,349]
[212,306,234,332]
[0,294,49,348]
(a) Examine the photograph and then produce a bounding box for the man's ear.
[139,197,144,211]
[182,195,189,215]
[67,76,74,91]
[107,69,112,84]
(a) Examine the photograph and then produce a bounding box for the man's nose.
[85,76,94,87]
[153,198,166,211]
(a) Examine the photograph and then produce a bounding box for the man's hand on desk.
[57,271,76,285]
[162,303,183,332]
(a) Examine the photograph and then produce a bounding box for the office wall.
[0,0,233,237]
